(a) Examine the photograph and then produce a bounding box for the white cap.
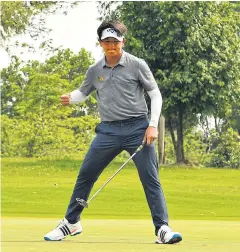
[101,28,124,42]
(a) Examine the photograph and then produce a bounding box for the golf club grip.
[136,141,145,152]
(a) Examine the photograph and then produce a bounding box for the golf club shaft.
[87,143,144,204]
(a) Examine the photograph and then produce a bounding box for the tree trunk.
[176,105,185,163]
[214,115,220,134]
[158,116,165,164]
[168,117,177,156]
[168,110,186,164]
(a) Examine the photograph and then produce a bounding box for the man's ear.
[122,39,126,47]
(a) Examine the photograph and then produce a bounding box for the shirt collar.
[101,50,126,68]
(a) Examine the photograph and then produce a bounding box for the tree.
[1,1,78,54]
[98,1,240,164]
[41,48,99,117]
[1,48,99,157]
[1,48,97,118]
[1,56,25,117]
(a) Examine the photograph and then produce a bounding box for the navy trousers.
[65,116,169,235]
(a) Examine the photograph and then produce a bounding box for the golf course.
[1,1,240,252]
[1,157,240,252]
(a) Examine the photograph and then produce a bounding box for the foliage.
[164,129,210,166]
[1,1,78,54]
[97,1,121,21]
[207,128,240,168]
[1,1,54,40]
[162,134,175,164]
[226,105,240,132]
[98,1,240,164]
[184,130,210,166]
[1,48,99,158]
[162,123,240,169]
[0,56,24,116]
[1,48,96,117]
[1,114,99,158]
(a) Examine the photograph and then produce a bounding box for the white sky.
[0,1,104,69]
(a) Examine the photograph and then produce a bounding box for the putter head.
[76,198,88,208]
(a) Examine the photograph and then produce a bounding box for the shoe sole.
[44,237,64,241]
[44,231,81,241]
[167,234,182,244]
[71,231,82,236]
[155,234,182,244]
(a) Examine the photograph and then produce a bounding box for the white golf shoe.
[155,225,182,244]
[44,218,82,241]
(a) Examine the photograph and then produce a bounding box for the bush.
[207,128,240,168]
[1,115,99,158]
[184,130,210,166]
[162,127,240,169]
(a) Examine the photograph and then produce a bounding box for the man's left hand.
[143,126,158,145]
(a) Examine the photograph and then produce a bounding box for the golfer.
[44,20,182,244]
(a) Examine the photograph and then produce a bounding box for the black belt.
[102,115,147,125]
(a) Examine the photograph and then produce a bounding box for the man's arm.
[143,88,162,145]
[61,90,87,105]
[147,88,162,128]
[138,60,162,126]
[70,90,88,104]
[61,66,94,105]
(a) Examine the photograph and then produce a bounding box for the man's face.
[99,37,125,57]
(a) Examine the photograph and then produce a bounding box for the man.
[44,20,182,244]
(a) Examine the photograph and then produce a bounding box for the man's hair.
[97,20,128,40]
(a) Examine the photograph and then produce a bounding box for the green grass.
[1,157,240,220]
[2,218,240,252]
[1,158,240,252]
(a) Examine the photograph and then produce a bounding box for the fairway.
[1,158,240,251]
[1,218,240,252]
[2,158,240,220]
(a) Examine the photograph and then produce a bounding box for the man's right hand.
[61,94,71,105]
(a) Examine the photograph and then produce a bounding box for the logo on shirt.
[98,76,104,82]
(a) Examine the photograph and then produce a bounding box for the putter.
[76,141,145,208]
